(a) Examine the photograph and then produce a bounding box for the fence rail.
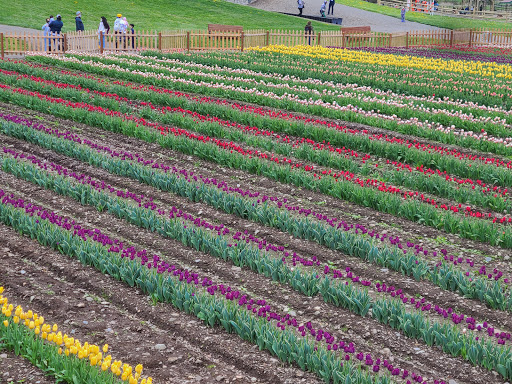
[377,0,512,20]
[2,27,512,58]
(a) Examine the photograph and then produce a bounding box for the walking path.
[0,24,39,34]
[249,0,441,32]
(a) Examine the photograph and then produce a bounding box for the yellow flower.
[78,350,84,359]
[135,364,143,374]
[29,321,35,329]
[122,372,129,381]
[65,348,70,356]
[0,286,4,294]
[129,375,138,384]
[13,316,19,324]
[42,331,48,339]
[101,362,109,371]
[147,378,153,384]
[47,333,54,342]
[58,348,63,355]
[3,320,8,327]
[27,310,33,319]
[52,324,58,332]
[103,344,109,353]
[90,355,98,366]
[141,380,146,384]
[34,326,40,335]
[4,310,11,317]
[38,316,44,325]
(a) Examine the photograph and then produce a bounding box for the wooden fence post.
[469,29,473,47]
[388,33,392,48]
[0,33,4,60]
[405,32,409,49]
[317,32,321,46]
[240,31,244,51]
[266,30,270,46]
[158,32,162,51]
[63,33,67,53]
[99,31,104,54]
[449,30,454,47]
[186,31,190,52]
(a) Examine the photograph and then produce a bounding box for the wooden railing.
[2,27,512,58]
[377,0,512,20]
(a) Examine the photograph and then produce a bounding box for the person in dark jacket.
[48,14,63,51]
[328,0,335,15]
[305,21,314,45]
[49,14,63,34]
[129,24,135,49]
[75,11,84,31]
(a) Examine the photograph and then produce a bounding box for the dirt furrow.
[0,168,504,384]
[1,132,510,336]
[3,103,510,279]
[0,348,54,384]
[0,222,321,384]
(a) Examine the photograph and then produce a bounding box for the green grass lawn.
[0,0,340,32]
[341,0,512,29]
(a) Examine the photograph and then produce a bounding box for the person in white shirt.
[98,16,110,49]
[113,14,122,48]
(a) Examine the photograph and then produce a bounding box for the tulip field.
[1,46,512,384]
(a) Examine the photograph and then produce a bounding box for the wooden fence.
[378,0,512,21]
[2,27,512,58]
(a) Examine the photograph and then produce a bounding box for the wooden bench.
[207,24,243,49]
[340,26,371,34]
[341,26,372,47]
[207,24,243,34]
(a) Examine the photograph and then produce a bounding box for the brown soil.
[0,83,511,384]
[0,349,54,384]
[0,137,506,384]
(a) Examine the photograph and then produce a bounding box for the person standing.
[297,0,305,16]
[42,18,51,51]
[305,21,314,45]
[120,17,129,49]
[401,6,406,21]
[129,23,135,49]
[328,0,335,15]
[49,14,63,51]
[98,16,110,49]
[113,14,122,49]
[75,11,84,31]
[320,0,327,17]
[49,14,63,33]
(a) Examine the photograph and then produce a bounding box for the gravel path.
[0,24,39,33]
[249,0,441,32]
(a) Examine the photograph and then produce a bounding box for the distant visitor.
[75,11,85,31]
[328,0,335,15]
[305,21,314,45]
[320,0,327,17]
[298,0,305,16]
[401,6,406,22]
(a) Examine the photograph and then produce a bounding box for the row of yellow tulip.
[0,286,153,384]
[247,44,512,79]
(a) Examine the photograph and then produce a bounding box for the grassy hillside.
[0,0,340,32]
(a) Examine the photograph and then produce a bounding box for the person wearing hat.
[75,11,84,31]
[49,14,63,34]
[48,14,63,51]
[114,14,122,49]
